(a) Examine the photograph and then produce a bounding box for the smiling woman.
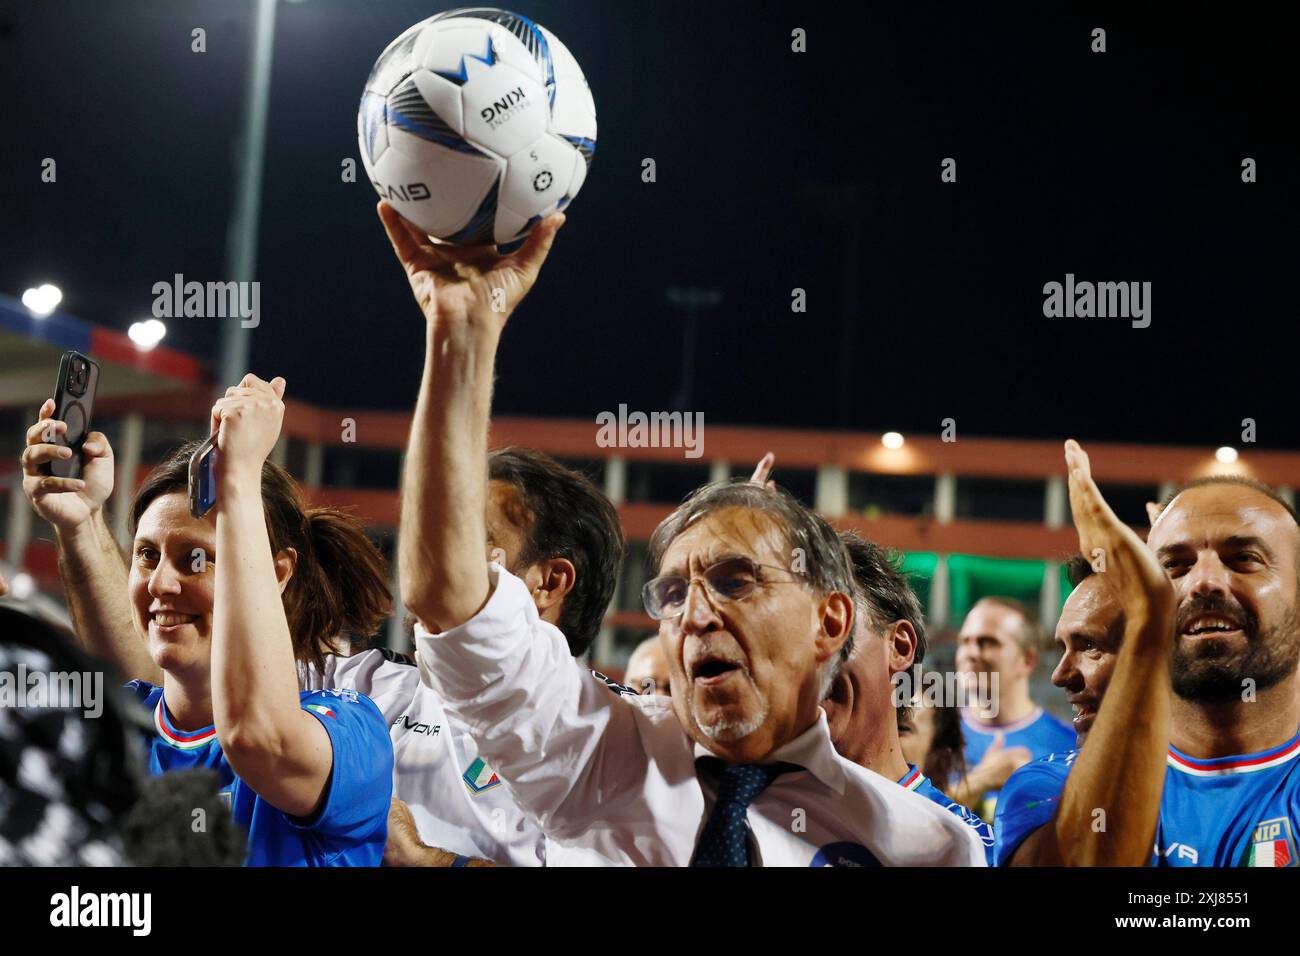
[20,377,398,866]
[115,394,397,865]
[129,440,392,674]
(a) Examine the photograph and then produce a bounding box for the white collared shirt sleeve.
[413,563,653,842]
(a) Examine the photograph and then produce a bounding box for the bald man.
[998,453,1300,866]
[625,636,671,697]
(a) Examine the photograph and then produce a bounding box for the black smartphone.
[41,350,100,480]
[188,434,219,518]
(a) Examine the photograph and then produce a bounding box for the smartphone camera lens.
[67,357,88,397]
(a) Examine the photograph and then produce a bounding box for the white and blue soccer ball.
[358,8,596,246]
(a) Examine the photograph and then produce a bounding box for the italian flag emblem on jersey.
[1242,818,1294,867]
[306,703,336,719]
[463,757,501,794]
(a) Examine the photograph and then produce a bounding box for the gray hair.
[648,480,857,694]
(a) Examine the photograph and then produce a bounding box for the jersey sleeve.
[914,777,996,865]
[992,758,1069,866]
[291,690,394,846]
[124,679,159,708]
[414,563,649,841]
[948,799,996,865]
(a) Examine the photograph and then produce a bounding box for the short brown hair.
[1158,475,1300,527]
[972,595,1043,654]
[1064,554,1095,588]
[130,441,392,672]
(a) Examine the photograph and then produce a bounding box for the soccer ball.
[358,7,596,246]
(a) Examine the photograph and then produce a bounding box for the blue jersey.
[992,748,1076,865]
[994,729,1300,867]
[962,707,1076,812]
[129,681,393,866]
[900,765,995,865]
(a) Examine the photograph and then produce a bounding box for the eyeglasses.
[642,556,800,621]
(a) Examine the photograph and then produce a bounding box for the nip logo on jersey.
[1241,818,1296,867]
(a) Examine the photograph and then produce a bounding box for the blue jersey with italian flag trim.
[899,765,996,864]
[128,681,393,866]
[993,728,1300,867]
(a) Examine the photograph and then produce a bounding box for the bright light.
[21,283,62,316]
[1215,446,1239,464]
[128,318,167,351]
[882,431,905,450]
[10,572,35,600]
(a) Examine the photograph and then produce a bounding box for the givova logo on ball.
[357,7,597,246]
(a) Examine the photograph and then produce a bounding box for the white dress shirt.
[300,649,545,866]
[415,564,986,867]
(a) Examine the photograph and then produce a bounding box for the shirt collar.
[154,694,218,751]
[691,709,848,796]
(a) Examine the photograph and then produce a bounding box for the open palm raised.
[1064,439,1174,627]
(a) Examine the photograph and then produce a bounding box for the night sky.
[2,1,1295,447]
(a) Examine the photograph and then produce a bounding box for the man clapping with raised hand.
[996,440,1175,866]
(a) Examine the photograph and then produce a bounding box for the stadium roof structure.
[0,294,207,409]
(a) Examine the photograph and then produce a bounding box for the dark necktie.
[690,761,787,867]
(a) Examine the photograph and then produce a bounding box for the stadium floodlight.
[1215,446,1239,464]
[21,283,63,316]
[128,318,167,351]
[882,431,905,450]
[10,572,35,600]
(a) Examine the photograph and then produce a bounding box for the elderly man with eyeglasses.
[414,473,985,865]
[387,196,982,866]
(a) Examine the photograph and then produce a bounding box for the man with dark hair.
[1054,555,1127,746]
[993,552,1129,864]
[486,447,624,657]
[990,441,1174,866]
[955,594,1075,816]
[822,532,995,862]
